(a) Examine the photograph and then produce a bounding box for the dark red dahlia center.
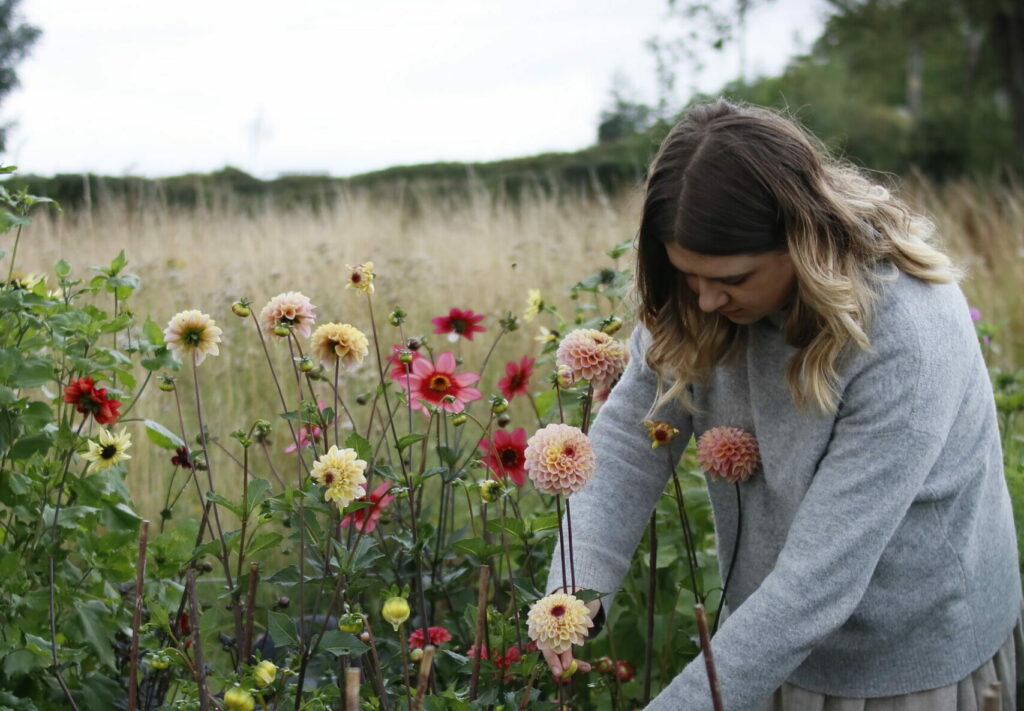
[323,472,336,485]
[451,318,467,333]
[101,445,117,459]
[563,446,575,458]
[429,375,451,392]
[509,373,523,389]
[351,273,362,283]
[550,605,566,618]
[499,448,519,467]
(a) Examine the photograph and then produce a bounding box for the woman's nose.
[696,279,728,312]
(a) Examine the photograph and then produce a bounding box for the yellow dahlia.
[524,423,595,497]
[526,592,593,654]
[81,428,132,473]
[345,262,375,294]
[311,445,367,509]
[555,328,627,389]
[523,289,543,322]
[696,426,760,484]
[311,322,369,370]
[164,310,223,366]
[259,291,317,339]
[644,420,679,449]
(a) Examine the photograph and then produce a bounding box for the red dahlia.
[63,377,122,425]
[498,356,535,400]
[431,308,485,342]
[478,427,528,487]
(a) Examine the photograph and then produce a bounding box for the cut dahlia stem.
[695,603,725,711]
[713,484,743,636]
[345,667,362,711]
[469,564,490,701]
[644,512,656,705]
[565,498,577,589]
[412,645,436,711]
[671,465,703,606]
[397,622,412,711]
[360,614,391,711]
[186,568,211,711]
[555,496,568,591]
[127,520,149,711]
[240,562,259,664]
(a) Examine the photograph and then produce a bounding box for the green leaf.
[605,238,634,259]
[245,532,283,556]
[267,565,301,586]
[344,432,372,462]
[148,601,171,634]
[451,537,502,559]
[109,250,127,276]
[20,401,54,430]
[2,649,46,677]
[320,629,368,656]
[530,512,561,534]
[267,611,297,646]
[142,316,165,346]
[9,433,51,460]
[144,419,184,450]
[73,599,117,669]
[141,346,179,371]
[55,259,71,279]
[397,432,426,451]
[246,478,272,513]
[205,491,242,518]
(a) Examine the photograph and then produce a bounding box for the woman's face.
[664,242,797,325]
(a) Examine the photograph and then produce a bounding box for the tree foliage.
[0,0,39,152]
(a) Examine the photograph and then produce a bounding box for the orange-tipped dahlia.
[643,420,679,449]
[311,322,369,370]
[259,291,317,339]
[555,329,627,389]
[526,592,593,654]
[164,309,223,366]
[525,423,595,496]
[696,426,760,484]
[311,445,367,509]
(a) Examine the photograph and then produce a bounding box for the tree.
[0,0,39,152]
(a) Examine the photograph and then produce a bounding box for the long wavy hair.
[636,99,957,413]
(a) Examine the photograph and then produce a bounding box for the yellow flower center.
[429,375,451,392]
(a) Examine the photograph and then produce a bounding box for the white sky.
[2,0,826,178]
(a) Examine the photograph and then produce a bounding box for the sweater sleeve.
[646,302,966,711]
[545,325,694,612]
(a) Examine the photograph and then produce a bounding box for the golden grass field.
[13,177,1024,520]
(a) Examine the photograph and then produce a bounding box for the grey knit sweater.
[546,269,1021,711]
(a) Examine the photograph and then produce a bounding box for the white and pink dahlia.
[164,310,223,366]
[526,592,593,654]
[556,329,627,389]
[259,291,317,339]
[525,423,595,497]
[696,426,760,484]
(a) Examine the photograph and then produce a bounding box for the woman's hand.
[540,587,600,680]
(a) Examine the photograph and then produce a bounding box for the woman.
[543,99,1022,710]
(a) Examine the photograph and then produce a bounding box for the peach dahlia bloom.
[525,423,595,497]
[696,426,760,484]
[526,592,593,654]
[259,291,317,338]
[311,322,369,370]
[555,328,627,389]
[164,310,223,365]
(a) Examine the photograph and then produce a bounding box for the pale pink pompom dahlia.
[527,592,593,654]
[259,291,317,339]
[525,423,595,496]
[556,329,627,389]
[696,426,760,484]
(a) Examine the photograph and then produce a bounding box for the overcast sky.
[2,0,826,178]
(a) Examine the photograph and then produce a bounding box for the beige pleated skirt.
[762,617,1024,711]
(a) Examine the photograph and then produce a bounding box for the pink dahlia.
[525,423,595,496]
[406,351,482,414]
[479,427,528,487]
[556,329,627,389]
[259,291,317,339]
[341,481,396,534]
[432,307,486,342]
[696,426,760,484]
[408,625,452,649]
[498,356,535,400]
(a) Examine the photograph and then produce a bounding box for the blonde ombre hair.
[635,100,957,414]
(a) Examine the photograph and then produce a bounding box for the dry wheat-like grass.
[13,177,1022,517]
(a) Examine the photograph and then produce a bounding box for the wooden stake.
[695,604,724,711]
[345,667,362,711]
[128,520,150,711]
[982,681,1002,711]
[469,565,490,700]
[412,645,436,711]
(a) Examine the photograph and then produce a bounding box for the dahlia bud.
[158,375,176,392]
[559,659,579,679]
[556,365,575,389]
[160,507,173,520]
[594,656,614,674]
[254,420,272,442]
[382,596,411,631]
[253,659,277,687]
[274,596,290,610]
[397,349,413,364]
[490,396,509,414]
[148,651,171,670]
[338,613,363,634]
[601,316,623,335]
[231,300,251,318]
[273,324,290,337]
[496,413,511,428]
[410,648,424,662]
[387,306,407,326]
[299,356,314,372]
[614,660,634,683]
[404,336,422,351]
[198,560,213,574]
[643,420,679,450]
[360,631,371,643]
[451,413,468,426]
[479,480,500,503]
[224,687,255,711]
[442,395,457,404]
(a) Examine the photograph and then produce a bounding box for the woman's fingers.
[543,648,593,681]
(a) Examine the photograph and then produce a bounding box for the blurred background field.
[12,173,1024,520]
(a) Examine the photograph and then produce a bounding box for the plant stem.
[241,562,259,664]
[47,555,81,711]
[468,564,490,700]
[695,604,724,711]
[186,568,211,711]
[643,513,656,706]
[128,520,149,711]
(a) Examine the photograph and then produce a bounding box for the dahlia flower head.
[311,322,369,370]
[311,445,368,509]
[259,291,317,339]
[526,592,594,655]
[164,309,223,366]
[696,425,761,484]
[524,423,595,497]
[555,328,627,390]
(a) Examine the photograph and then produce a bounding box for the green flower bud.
[231,301,251,318]
[382,596,411,631]
[490,396,509,414]
[253,659,277,687]
[273,324,290,337]
[479,480,500,503]
[387,306,407,326]
[451,413,468,426]
[158,375,176,392]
